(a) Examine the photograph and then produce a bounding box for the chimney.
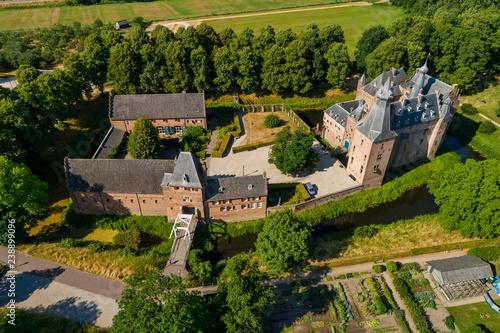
[418,88,424,103]
[263,171,267,179]
[391,67,397,76]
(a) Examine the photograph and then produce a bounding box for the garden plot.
[269,273,401,333]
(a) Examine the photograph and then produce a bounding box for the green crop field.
[0,0,354,30]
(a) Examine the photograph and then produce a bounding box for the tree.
[162,41,191,93]
[236,46,259,93]
[261,44,287,93]
[112,270,212,332]
[107,42,139,94]
[187,249,212,285]
[127,117,162,159]
[284,39,313,93]
[427,159,500,238]
[365,37,407,79]
[256,209,311,273]
[372,264,383,274]
[218,256,273,333]
[355,25,389,71]
[325,42,350,88]
[190,46,211,92]
[82,33,108,92]
[263,114,280,128]
[0,156,48,245]
[181,126,210,154]
[127,25,149,55]
[63,53,92,100]
[319,24,345,52]
[268,127,319,175]
[213,46,236,92]
[386,261,398,272]
[478,121,496,134]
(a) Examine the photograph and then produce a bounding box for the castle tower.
[409,58,429,99]
[357,73,367,91]
[347,79,397,189]
[427,97,454,160]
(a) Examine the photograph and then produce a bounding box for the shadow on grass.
[447,112,480,146]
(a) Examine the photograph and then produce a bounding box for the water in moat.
[213,137,484,260]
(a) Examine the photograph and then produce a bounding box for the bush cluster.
[372,264,383,274]
[380,276,398,310]
[467,245,500,261]
[394,309,412,333]
[392,276,431,333]
[365,277,388,315]
[264,114,281,128]
[477,121,496,134]
[113,230,141,249]
[386,261,398,272]
[337,283,347,302]
[460,103,479,115]
[444,315,455,331]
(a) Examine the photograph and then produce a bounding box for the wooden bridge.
[162,213,198,278]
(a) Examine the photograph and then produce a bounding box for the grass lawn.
[204,3,403,56]
[241,111,298,145]
[447,302,500,333]
[460,76,500,121]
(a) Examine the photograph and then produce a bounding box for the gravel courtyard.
[208,140,359,197]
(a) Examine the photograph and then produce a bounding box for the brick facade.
[207,196,267,222]
[110,117,207,134]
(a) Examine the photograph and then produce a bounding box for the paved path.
[0,246,125,300]
[478,113,500,127]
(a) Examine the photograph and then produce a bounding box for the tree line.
[356,5,500,93]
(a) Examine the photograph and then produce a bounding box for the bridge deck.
[162,214,198,278]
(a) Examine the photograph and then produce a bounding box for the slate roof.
[116,20,129,27]
[110,93,206,121]
[324,99,365,128]
[205,175,267,202]
[356,79,397,142]
[92,127,126,159]
[428,255,493,285]
[65,158,175,194]
[361,68,408,97]
[390,93,440,131]
[162,152,204,189]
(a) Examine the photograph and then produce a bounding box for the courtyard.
[208,139,359,197]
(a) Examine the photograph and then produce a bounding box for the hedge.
[337,283,347,302]
[232,137,274,153]
[296,183,312,201]
[467,245,500,261]
[211,133,234,158]
[392,276,432,333]
[380,276,398,310]
[394,310,412,333]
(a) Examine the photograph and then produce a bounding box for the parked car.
[305,182,316,195]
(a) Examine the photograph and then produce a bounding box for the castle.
[322,61,458,189]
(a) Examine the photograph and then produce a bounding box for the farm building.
[427,255,494,300]
[115,20,129,30]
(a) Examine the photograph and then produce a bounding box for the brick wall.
[71,192,167,215]
[109,117,206,134]
[323,113,346,149]
[207,196,267,222]
[162,185,205,222]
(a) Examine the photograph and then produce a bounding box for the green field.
[0,0,355,29]
[0,1,403,56]
[447,302,500,333]
[204,3,402,55]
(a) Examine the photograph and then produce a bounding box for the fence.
[286,109,311,132]
[267,184,363,215]
[241,103,284,113]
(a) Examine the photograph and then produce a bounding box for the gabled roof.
[65,158,175,194]
[324,99,365,128]
[116,20,129,26]
[110,93,206,121]
[440,97,453,120]
[92,127,126,159]
[205,175,267,201]
[356,79,397,142]
[361,68,408,97]
[163,152,204,189]
[428,255,493,285]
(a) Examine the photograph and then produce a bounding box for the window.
[157,126,165,134]
[350,156,354,164]
[126,120,130,125]
[214,201,219,205]
[419,139,424,146]
[434,140,438,146]
[131,199,134,203]
[377,153,382,160]
[118,199,122,203]
[254,196,259,200]
[225,200,230,204]
[360,165,364,173]
[222,206,227,211]
[228,206,233,211]
[175,119,180,122]
[373,165,379,173]
[143,200,146,203]
[361,139,364,146]
[257,202,262,208]
[164,119,168,122]
[251,202,256,209]
[244,197,248,202]
[155,200,158,204]
[106,199,110,202]
[174,187,179,190]
[174,126,182,133]
[242,204,248,209]
[184,196,191,202]
[423,129,428,135]
[381,143,384,150]
[364,155,366,161]
[396,121,401,127]
[353,146,356,152]
[406,119,410,124]
[82,198,86,202]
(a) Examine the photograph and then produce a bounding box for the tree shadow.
[0,269,64,304]
[447,112,480,146]
[28,296,102,326]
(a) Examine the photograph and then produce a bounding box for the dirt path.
[478,112,500,127]
[383,271,418,333]
[149,1,377,32]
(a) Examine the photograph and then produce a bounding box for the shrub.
[329,301,338,320]
[380,276,398,310]
[354,225,378,239]
[495,102,500,117]
[337,283,347,302]
[444,316,455,331]
[373,264,383,274]
[60,238,77,248]
[264,114,281,128]
[373,296,388,315]
[386,261,398,272]
[460,103,478,115]
[113,230,141,249]
[107,135,127,159]
[211,133,234,158]
[296,183,311,202]
[467,245,500,261]
[477,121,496,134]
[87,242,106,252]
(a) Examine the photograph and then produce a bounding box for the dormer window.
[417,104,422,111]
[397,121,401,127]
[398,109,403,116]
[422,113,428,119]
[183,174,189,182]
[406,119,410,124]
[248,184,253,190]
[430,111,436,117]
[414,116,419,121]
[407,106,413,112]
[424,102,430,108]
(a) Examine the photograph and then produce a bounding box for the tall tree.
[127,117,162,159]
[319,24,345,52]
[107,42,139,94]
[0,156,48,245]
[127,25,149,55]
[428,159,500,238]
[213,46,236,92]
[219,28,237,47]
[82,33,109,92]
[63,53,92,99]
[218,256,273,333]
[355,25,389,71]
[261,45,287,93]
[284,39,313,93]
[365,37,407,79]
[112,271,213,333]
[325,42,350,88]
[163,41,191,93]
[190,46,211,92]
[236,46,259,93]
[256,209,311,273]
